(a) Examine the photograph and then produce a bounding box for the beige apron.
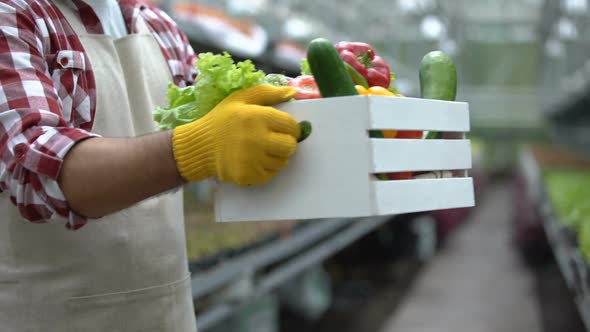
[0,1,196,331]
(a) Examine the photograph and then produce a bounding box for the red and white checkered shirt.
[0,0,197,230]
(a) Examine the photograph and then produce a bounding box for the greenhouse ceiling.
[168,0,590,91]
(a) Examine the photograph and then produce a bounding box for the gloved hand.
[172,84,300,186]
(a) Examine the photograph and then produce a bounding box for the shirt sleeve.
[149,6,198,87]
[0,6,98,230]
[180,30,197,86]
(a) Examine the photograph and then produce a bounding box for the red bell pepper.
[287,75,321,100]
[387,172,414,181]
[396,131,423,139]
[335,42,391,88]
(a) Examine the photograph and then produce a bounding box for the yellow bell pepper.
[355,85,403,97]
[355,85,368,95]
[356,85,398,138]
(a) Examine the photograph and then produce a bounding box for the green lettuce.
[154,52,266,130]
[153,84,201,130]
[387,72,398,94]
[263,73,290,86]
[300,58,312,75]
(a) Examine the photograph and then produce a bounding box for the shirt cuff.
[13,126,100,230]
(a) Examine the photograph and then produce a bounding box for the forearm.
[58,131,185,219]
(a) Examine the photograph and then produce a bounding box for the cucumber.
[298,121,312,143]
[419,51,457,139]
[307,38,359,97]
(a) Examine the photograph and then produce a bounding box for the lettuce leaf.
[154,52,266,129]
[166,83,195,108]
[387,72,398,94]
[153,101,202,130]
[300,58,312,75]
[193,52,265,115]
[263,73,291,86]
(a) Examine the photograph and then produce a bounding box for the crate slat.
[370,139,472,173]
[368,97,470,132]
[373,178,475,215]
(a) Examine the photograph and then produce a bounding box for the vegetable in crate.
[300,58,312,76]
[419,50,457,140]
[263,73,291,87]
[308,38,389,178]
[302,55,375,90]
[355,85,400,97]
[355,85,387,159]
[335,41,391,88]
[354,85,420,140]
[306,38,359,97]
[287,75,321,100]
[354,85,416,181]
[344,62,370,88]
[355,85,399,138]
[396,130,423,139]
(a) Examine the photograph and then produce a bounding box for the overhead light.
[545,38,565,58]
[556,17,578,40]
[561,0,588,15]
[398,0,420,14]
[226,0,267,16]
[283,17,313,40]
[420,15,445,40]
[398,0,436,14]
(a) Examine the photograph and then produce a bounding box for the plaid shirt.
[0,0,197,229]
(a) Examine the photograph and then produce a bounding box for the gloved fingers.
[264,132,298,158]
[261,155,289,172]
[227,84,296,106]
[260,107,301,139]
[238,169,278,187]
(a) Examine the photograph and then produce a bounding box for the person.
[0,0,301,331]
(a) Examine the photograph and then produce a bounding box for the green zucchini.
[306,38,358,97]
[419,51,457,139]
[298,121,312,142]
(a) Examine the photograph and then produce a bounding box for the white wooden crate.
[214,95,474,222]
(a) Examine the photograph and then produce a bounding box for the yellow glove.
[172,84,300,186]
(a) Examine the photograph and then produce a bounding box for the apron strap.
[51,0,88,36]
